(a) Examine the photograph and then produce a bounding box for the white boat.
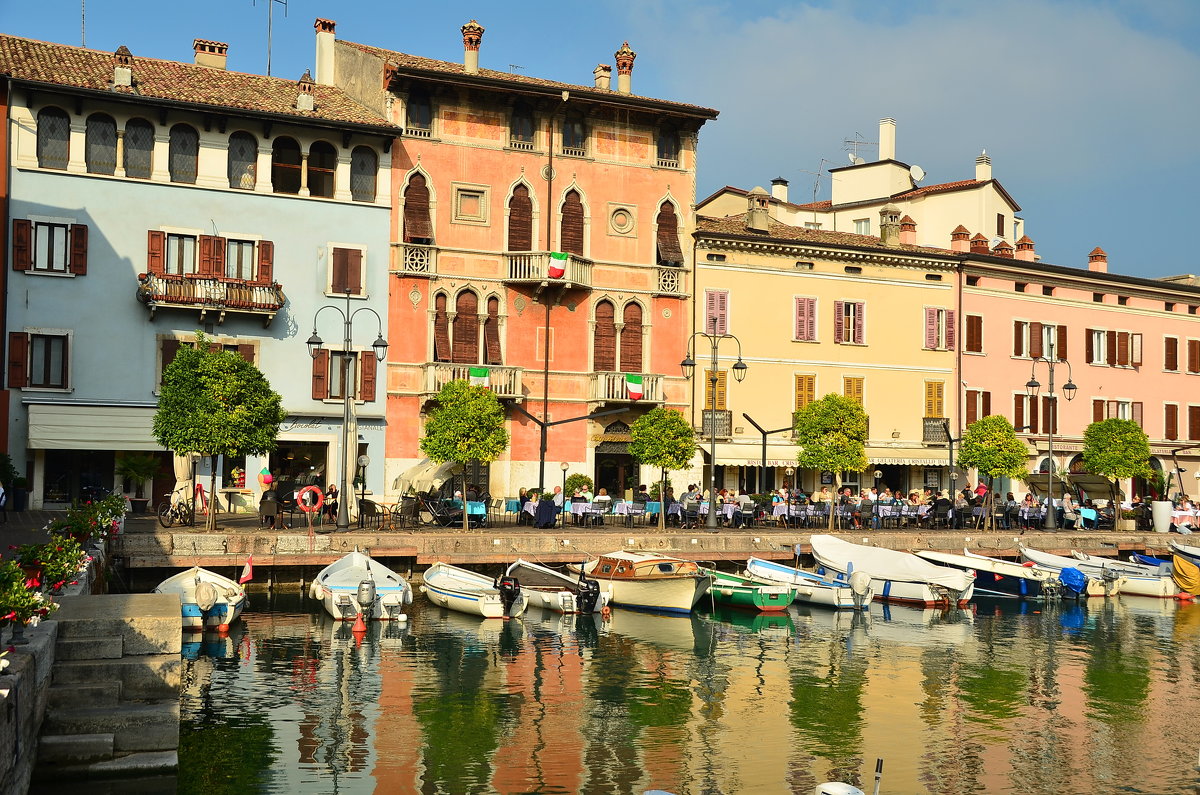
[154,566,247,631]
[308,549,413,621]
[1070,550,1173,577]
[570,551,710,614]
[420,561,526,619]
[504,558,610,614]
[1169,539,1200,569]
[1019,545,1160,597]
[743,556,872,609]
[808,535,974,607]
[915,549,1057,599]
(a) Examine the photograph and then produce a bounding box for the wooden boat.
[915,549,1056,599]
[697,568,797,612]
[308,549,413,621]
[743,556,873,610]
[571,551,709,614]
[809,535,974,607]
[154,566,246,631]
[504,558,610,614]
[420,561,526,619]
[1018,545,1153,597]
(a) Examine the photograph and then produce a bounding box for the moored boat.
[1019,545,1157,596]
[743,556,872,610]
[154,566,247,631]
[698,568,797,612]
[308,549,413,621]
[809,535,974,607]
[421,561,526,619]
[915,549,1056,600]
[504,558,609,614]
[571,551,709,614]
[1168,540,1200,569]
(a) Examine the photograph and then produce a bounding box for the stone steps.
[55,634,123,661]
[37,733,114,764]
[31,750,178,785]
[41,701,179,753]
[51,654,180,701]
[47,681,122,709]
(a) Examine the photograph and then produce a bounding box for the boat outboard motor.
[356,579,378,618]
[848,571,872,609]
[575,577,601,614]
[497,576,521,617]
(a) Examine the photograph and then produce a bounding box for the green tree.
[793,394,868,529]
[420,380,510,531]
[629,407,695,531]
[1082,418,1151,507]
[153,333,286,532]
[956,415,1028,529]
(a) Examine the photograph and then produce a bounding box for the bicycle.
[157,496,196,528]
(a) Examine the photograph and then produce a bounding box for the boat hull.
[743,557,871,610]
[916,550,1049,600]
[1021,546,1167,598]
[809,535,974,607]
[310,550,413,621]
[421,562,527,619]
[504,559,611,614]
[586,573,707,614]
[700,569,796,612]
[154,566,247,631]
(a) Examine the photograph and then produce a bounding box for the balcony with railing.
[923,417,949,444]
[136,273,285,326]
[423,363,523,400]
[392,243,437,277]
[589,372,664,405]
[656,267,684,296]
[504,251,593,290]
[699,409,733,439]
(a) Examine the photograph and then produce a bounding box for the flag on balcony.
[548,251,568,278]
[469,366,491,388]
[625,373,644,401]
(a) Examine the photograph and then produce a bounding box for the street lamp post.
[1025,357,1077,531]
[307,289,388,532]
[560,461,569,529]
[681,317,748,532]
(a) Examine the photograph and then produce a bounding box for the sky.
[3,0,1198,278]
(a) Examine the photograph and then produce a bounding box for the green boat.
[699,568,797,612]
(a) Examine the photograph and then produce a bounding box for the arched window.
[656,201,684,265]
[406,90,432,136]
[350,146,377,202]
[168,124,198,184]
[484,296,502,365]
[656,126,680,167]
[403,173,433,243]
[433,293,450,362]
[510,104,535,150]
[621,303,643,372]
[562,111,587,156]
[452,291,479,364]
[228,131,257,189]
[85,113,117,175]
[507,184,532,251]
[594,300,616,372]
[124,118,154,179]
[271,137,302,194]
[308,141,337,198]
[560,189,584,256]
[36,107,70,170]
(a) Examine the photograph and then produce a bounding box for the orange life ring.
[298,486,325,513]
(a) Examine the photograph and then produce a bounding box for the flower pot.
[130,497,150,514]
[1151,500,1174,533]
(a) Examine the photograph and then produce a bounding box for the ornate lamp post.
[1025,357,1077,531]
[560,461,569,529]
[307,289,388,531]
[681,317,748,531]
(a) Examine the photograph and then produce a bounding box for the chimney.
[461,19,485,75]
[614,41,636,95]
[113,45,133,88]
[878,117,896,161]
[593,64,612,90]
[296,70,316,111]
[1015,235,1036,261]
[770,177,789,203]
[1088,246,1108,273]
[970,233,990,254]
[993,241,1014,258]
[745,187,770,233]
[192,39,228,70]
[975,151,992,182]
[899,215,916,245]
[314,18,336,85]
[950,225,970,253]
[879,204,901,247]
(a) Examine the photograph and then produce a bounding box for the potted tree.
[1081,418,1151,531]
[630,407,696,532]
[116,452,161,513]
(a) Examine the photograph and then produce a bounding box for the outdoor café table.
[1080,507,1098,528]
[522,501,537,519]
[614,501,647,526]
[1173,510,1197,528]
[698,503,736,520]
[506,499,522,514]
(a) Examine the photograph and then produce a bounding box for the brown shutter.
[198,235,214,277]
[484,297,502,365]
[1166,404,1179,440]
[507,185,533,251]
[1028,397,1039,434]
[1093,399,1105,423]
[1117,332,1130,366]
[403,174,433,241]
[346,249,363,295]
[257,240,274,284]
[1056,324,1067,360]
[620,303,643,372]
[1107,400,1118,420]
[1191,406,1200,441]
[1165,337,1178,371]
[213,236,227,277]
[237,344,255,363]
[69,224,88,275]
[1013,321,1024,357]
[311,349,329,399]
[7,332,28,388]
[982,390,991,417]
[1132,401,1143,428]
[966,392,978,425]
[1042,396,1056,434]
[966,315,982,353]
[1085,329,1095,364]
[147,230,166,275]
[594,300,616,371]
[1029,322,1043,359]
[160,338,181,385]
[452,291,479,364]
[359,351,377,402]
[560,190,584,256]
[433,294,451,362]
[1191,340,1200,373]
[12,219,32,271]
[1013,394,1025,431]
[1107,330,1118,366]
[655,202,683,264]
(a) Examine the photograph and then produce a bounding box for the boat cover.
[1059,567,1088,595]
[1173,555,1200,596]
[809,535,972,591]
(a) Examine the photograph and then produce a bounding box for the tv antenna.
[509,64,525,73]
[843,131,876,162]
[797,158,835,204]
[253,0,289,76]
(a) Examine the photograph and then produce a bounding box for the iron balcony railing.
[700,409,733,439]
[923,417,950,444]
[423,363,523,399]
[589,372,663,404]
[504,251,593,288]
[136,273,285,324]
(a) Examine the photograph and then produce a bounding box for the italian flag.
[548,251,568,278]
[625,373,644,401]
[469,366,491,388]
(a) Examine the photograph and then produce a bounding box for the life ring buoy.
[298,486,325,513]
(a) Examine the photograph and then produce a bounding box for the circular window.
[610,207,635,235]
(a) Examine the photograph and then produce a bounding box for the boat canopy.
[809,534,973,591]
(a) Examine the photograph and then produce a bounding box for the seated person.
[260,485,280,529]
[323,484,339,522]
[733,490,755,528]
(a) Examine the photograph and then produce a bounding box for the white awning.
[27,404,161,451]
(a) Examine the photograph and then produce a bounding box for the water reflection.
[179,591,1200,794]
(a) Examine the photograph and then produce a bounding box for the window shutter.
[211,236,226,278]
[705,370,727,410]
[1132,401,1143,428]
[1191,406,1200,441]
[981,390,991,417]
[924,308,938,350]
[1166,404,1179,440]
[794,374,815,412]
[345,249,363,295]
[311,349,329,399]
[594,300,616,371]
[160,338,181,385]
[1055,324,1067,360]
[804,298,816,342]
[620,303,643,372]
[853,302,865,344]
[966,315,982,353]
[433,294,451,362]
[12,219,32,271]
[794,297,805,341]
[1029,322,1043,359]
[507,186,533,251]
[68,224,88,275]
[1028,397,1039,433]
[1013,394,1025,431]
[257,240,274,284]
[1093,399,1105,423]
[359,351,377,402]
[403,174,433,241]
[1107,331,1118,367]
[1165,337,1178,371]
[147,230,166,275]
[1191,340,1200,373]
[452,291,480,364]
[7,332,28,388]
[1131,333,1143,367]
[331,248,348,294]
[835,301,846,343]
[1117,332,1130,366]
[237,344,255,363]
[560,190,585,256]
[655,202,683,264]
[1042,396,1056,434]
[1013,321,1024,357]
[484,297,502,365]
[793,298,817,342]
[966,392,978,425]
[945,310,956,350]
[703,290,728,336]
[1107,400,1118,420]
[198,235,214,277]
[1085,329,1095,364]
[845,376,864,406]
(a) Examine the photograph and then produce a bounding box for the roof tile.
[696,214,952,257]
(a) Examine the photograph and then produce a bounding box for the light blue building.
[1,35,399,510]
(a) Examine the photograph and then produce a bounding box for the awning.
[703,442,798,467]
[391,458,463,494]
[27,404,161,450]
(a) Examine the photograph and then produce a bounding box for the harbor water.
[179,590,1200,794]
